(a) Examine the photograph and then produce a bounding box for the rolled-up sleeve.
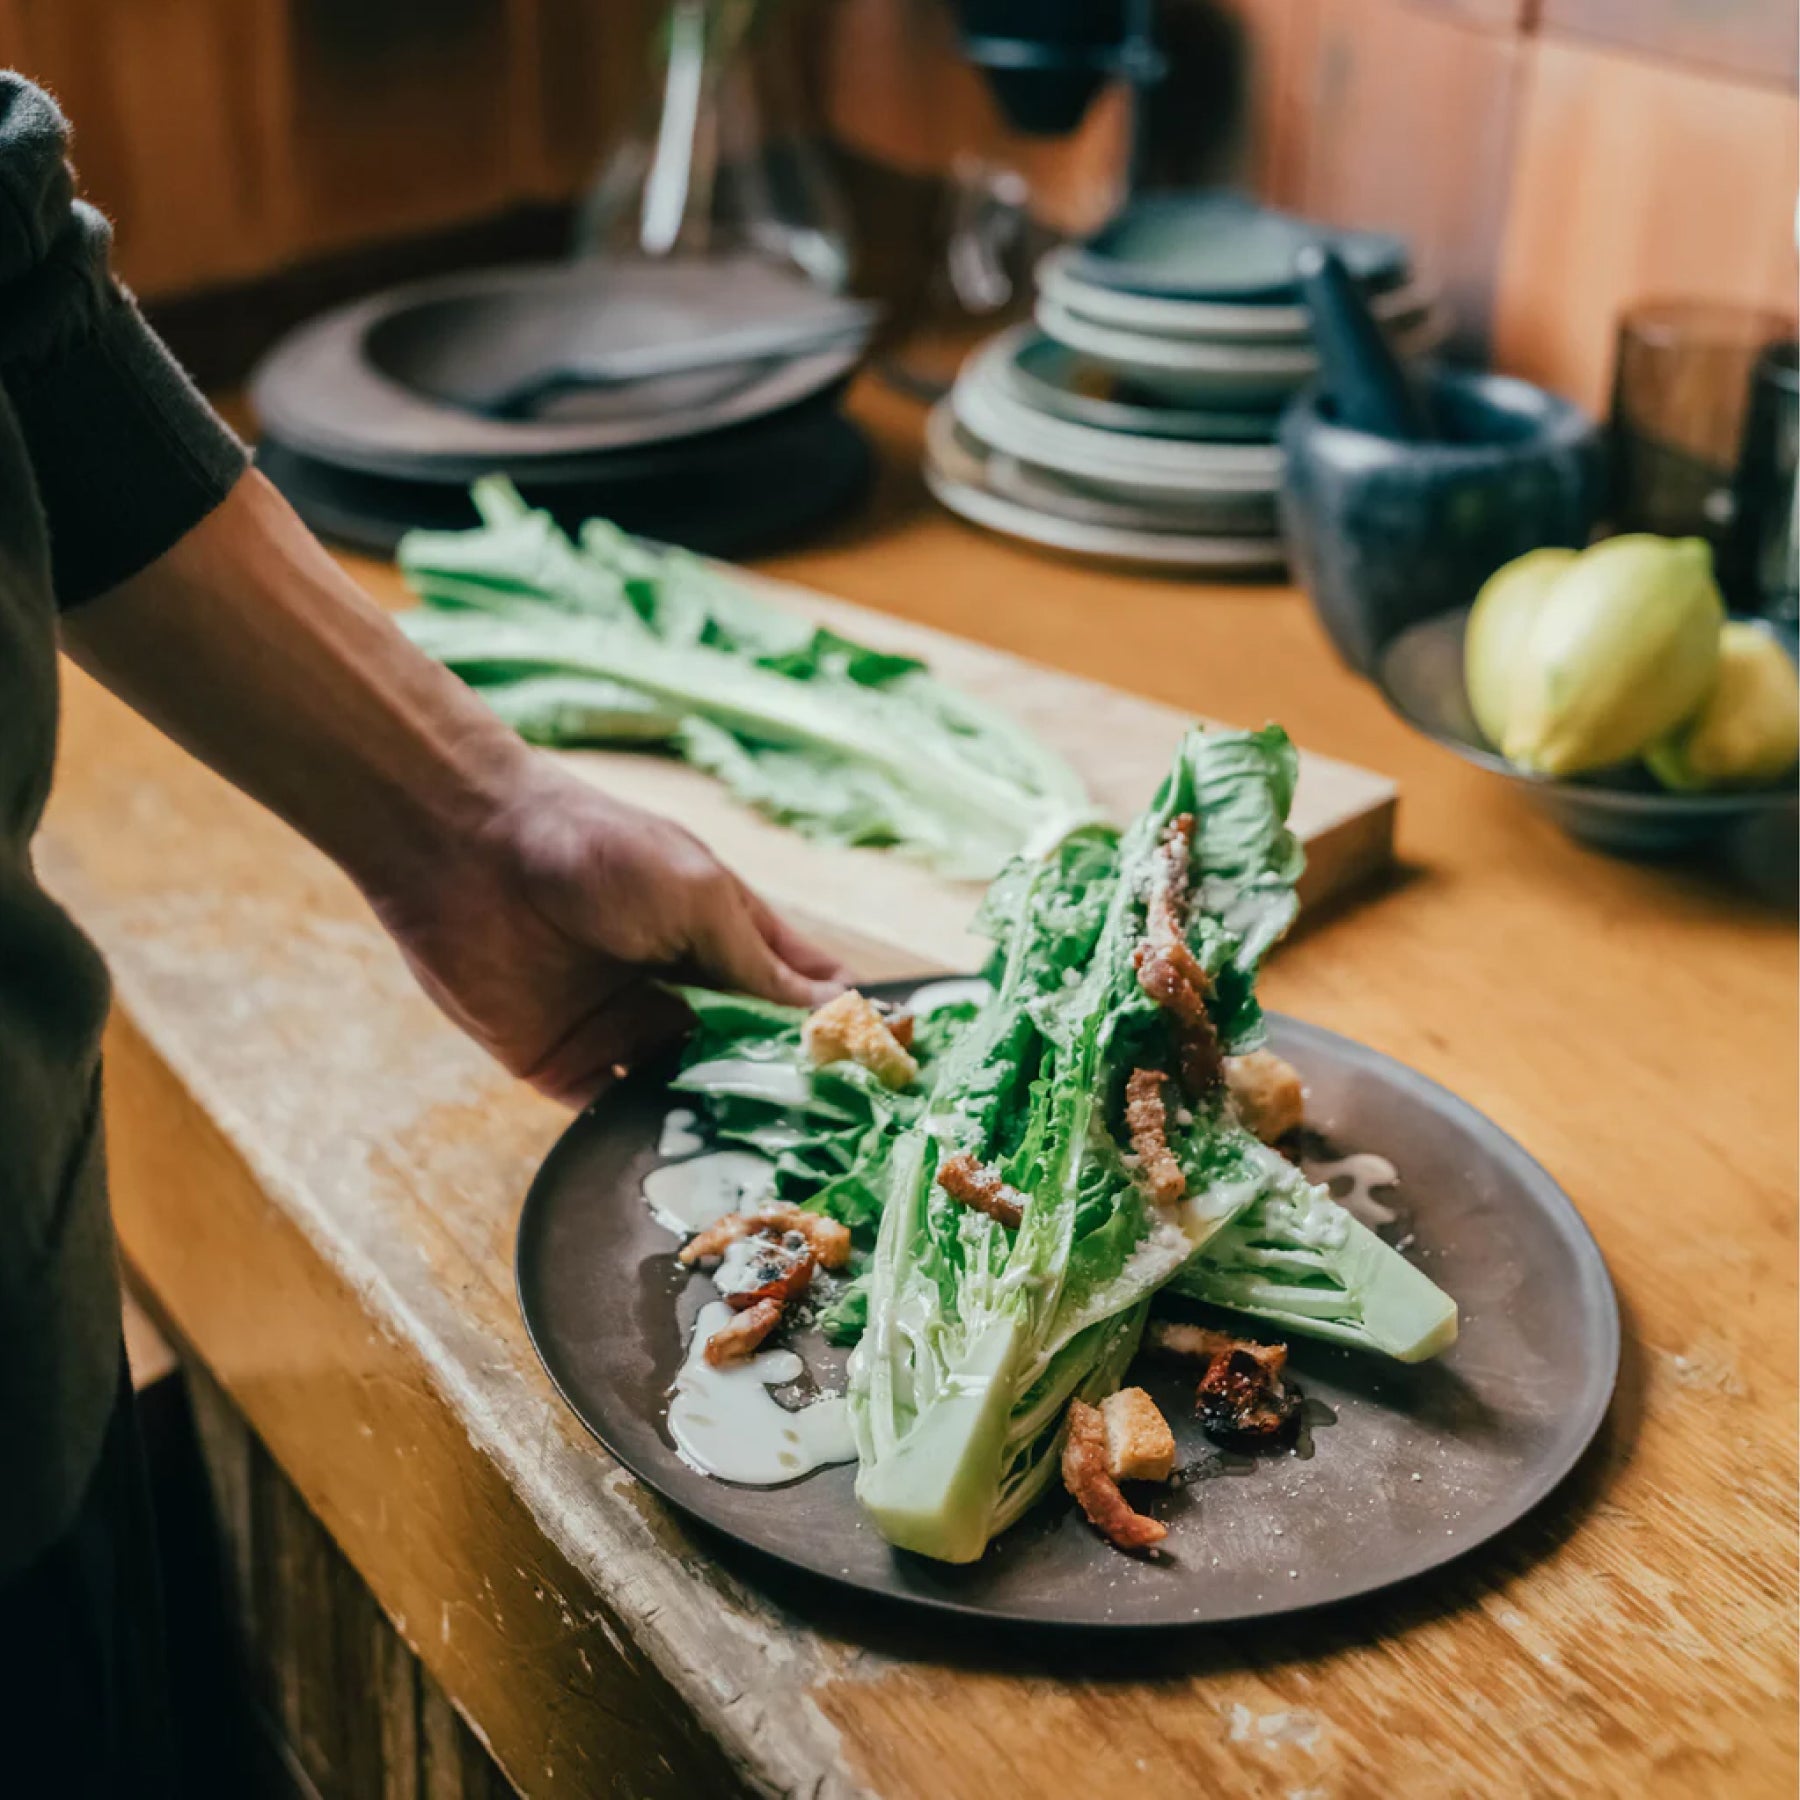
[0,72,247,606]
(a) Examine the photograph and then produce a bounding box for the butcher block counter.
[38,380,1797,1798]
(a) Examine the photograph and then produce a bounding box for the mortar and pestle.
[1279,246,1604,673]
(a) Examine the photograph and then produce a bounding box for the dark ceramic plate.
[249,256,867,478]
[255,404,872,559]
[1378,608,1800,856]
[517,985,1619,1631]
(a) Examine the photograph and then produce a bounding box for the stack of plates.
[250,256,874,557]
[926,193,1446,572]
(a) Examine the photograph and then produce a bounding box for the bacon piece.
[714,1232,817,1312]
[677,1203,852,1271]
[1150,1322,1300,1446]
[1146,813,1196,951]
[886,1010,916,1051]
[1135,943,1225,1097]
[1124,1067,1186,1204]
[1134,813,1226,1098]
[702,1297,784,1368]
[1061,1399,1168,1553]
[936,1152,1027,1230]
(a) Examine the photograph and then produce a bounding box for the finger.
[519,978,692,1108]
[685,876,841,1009]
[743,889,851,987]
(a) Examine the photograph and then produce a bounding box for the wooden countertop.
[42,379,1797,1798]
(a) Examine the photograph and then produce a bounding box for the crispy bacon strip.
[935,1152,1027,1230]
[1149,1322,1300,1445]
[702,1297,784,1368]
[1135,944,1225,1097]
[720,1236,817,1312]
[677,1204,852,1271]
[1061,1399,1168,1553]
[1147,813,1196,950]
[1124,1067,1186,1204]
[1136,813,1225,1097]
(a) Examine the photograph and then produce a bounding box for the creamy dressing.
[641,1150,775,1236]
[1304,1151,1401,1228]
[677,1057,815,1108]
[668,1301,855,1484]
[655,1106,704,1158]
[905,977,993,1015]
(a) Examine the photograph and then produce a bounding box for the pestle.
[1294,242,1434,441]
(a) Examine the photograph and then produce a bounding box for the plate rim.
[515,1002,1621,1633]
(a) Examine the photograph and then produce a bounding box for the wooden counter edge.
[102,1004,806,1800]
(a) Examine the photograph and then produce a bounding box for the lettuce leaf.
[397,481,1090,877]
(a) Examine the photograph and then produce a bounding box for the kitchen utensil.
[1294,244,1433,441]
[249,257,868,477]
[516,985,1618,1631]
[1070,191,1410,303]
[1609,300,1794,542]
[1377,606,1798,855]
[469,303,878,418]
[1280,367,1604,673]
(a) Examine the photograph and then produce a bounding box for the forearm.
[60,470,533,902]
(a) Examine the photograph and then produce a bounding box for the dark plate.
[1378,607,1800,856]
[1070,192,1410,304]
[517,985,1619,1631]
[249,256,867,477]
[255,405,872,559]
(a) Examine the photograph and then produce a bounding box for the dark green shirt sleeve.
[0,72,248,607]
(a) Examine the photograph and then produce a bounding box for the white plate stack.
[925,195,1444,573]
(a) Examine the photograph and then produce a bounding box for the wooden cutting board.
[555,568,1397,972]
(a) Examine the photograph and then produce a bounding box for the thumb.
[682,875,842,1008]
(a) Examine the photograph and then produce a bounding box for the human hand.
[369,758,847,1106]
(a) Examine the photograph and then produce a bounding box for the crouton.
[1100,1387,1176,1483]
[1225,1048,1305,1144]
[802,990,919,1090]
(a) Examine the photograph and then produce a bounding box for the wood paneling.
[1291,0,1525,351]
[1492,35,1800,412]
[1540,0,1798,92]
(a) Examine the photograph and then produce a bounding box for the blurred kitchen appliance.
[573,0,853,291]
[882,0,1165,398]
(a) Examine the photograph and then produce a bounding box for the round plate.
[1377,607,1800,856]
[1069,193,1411,303]
[1039,247,1437,343]
[1003,331,1283,443]
[516,991,1620,1631]
[928,404,1281,541]
[955,334,1282,497]
[256,404,873,559]
[249,256,867,477]
[1037,297,1451,409]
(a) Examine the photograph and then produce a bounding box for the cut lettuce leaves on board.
[396,480,1091,878]
[667,725,1458,1563]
